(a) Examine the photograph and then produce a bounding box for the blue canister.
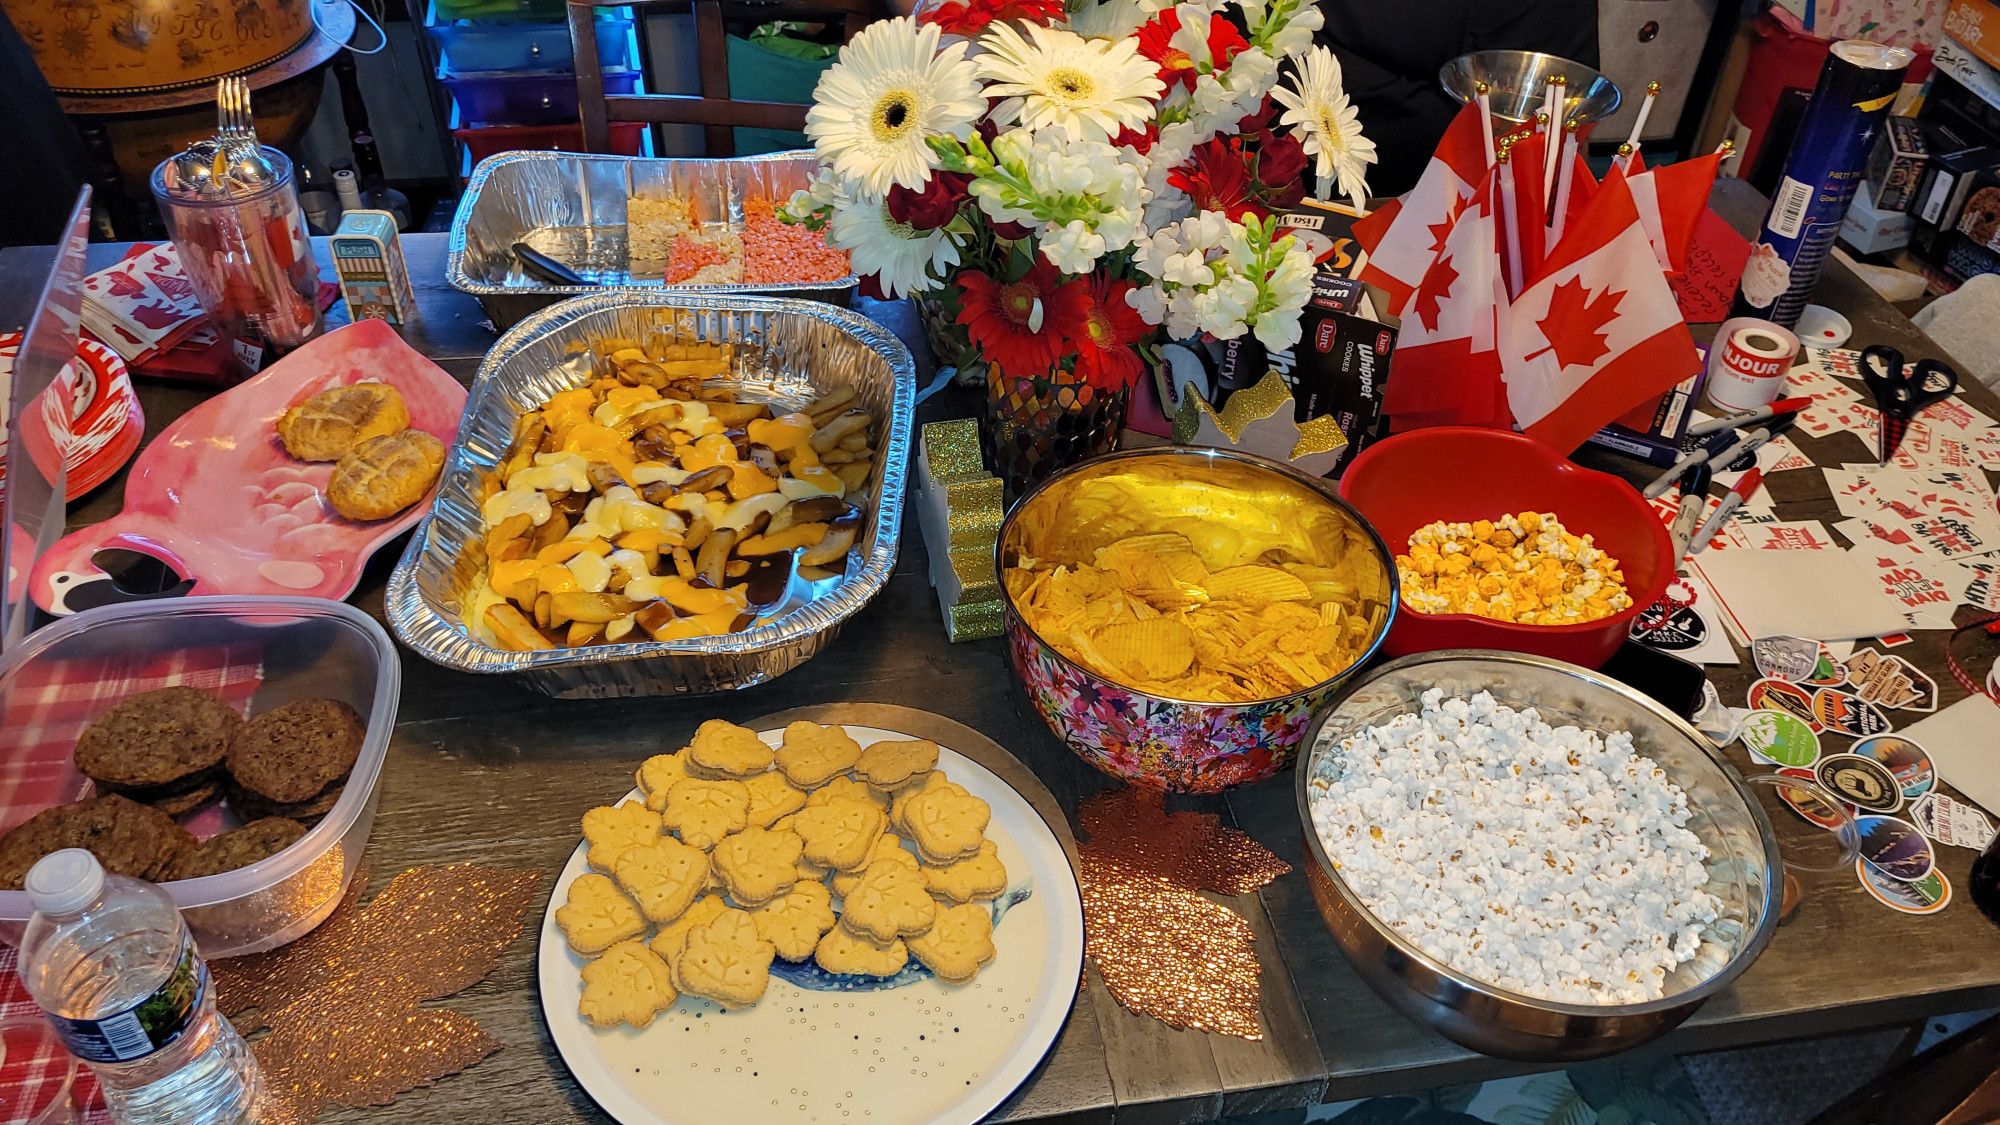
[1732,40,1915,329]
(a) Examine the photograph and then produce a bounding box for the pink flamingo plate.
[30,320,466,615]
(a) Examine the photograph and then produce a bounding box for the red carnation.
[1256,132,1308,192]
[886,172,970,231]
[991,219,1035,242]
[1111,122,1159,155]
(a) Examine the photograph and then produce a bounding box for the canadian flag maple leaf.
[1533,277,1623,369]
[1411,252,1459,334]
[1426,214,1457,258]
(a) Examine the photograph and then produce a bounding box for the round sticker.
[1775,767,1850,830]
[1738,710,1821,768]
[1856,860,1952,914]
[1749,678,1821,731]
[1752,635,1820,682]
[1811,688,1891,738]
[1629,604,1706,650]
[1815,753,1904,814]
[1854,814,1934,882]
[1851,735,1935,800]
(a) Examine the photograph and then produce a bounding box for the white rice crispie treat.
[1307,688,1723,1005]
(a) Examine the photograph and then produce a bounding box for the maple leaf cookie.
[775,722,863,788]
[806,776,888,813]
[854,738,939,792]
[832,834,918,898]
[583,801,663,872]
[673,908,776,1008]
[661,778,750,850]
[909,903,996,984]
[900,780,990,863]
[749,879,837,961]
[612,837,710,923]
[685,719,775,779]
[743,770,807,830]
[711,826,805,906]
[791,798,888,872]
[579,940,677,1028]
[921,839,1008,903]
[814,923,909,978]
[651,893,729,969]
[557,872,646,955]
[839,857,938,944]
[888,772,948,826]
[636,751,690,812]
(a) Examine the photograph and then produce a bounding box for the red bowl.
[1339,427,1672,668]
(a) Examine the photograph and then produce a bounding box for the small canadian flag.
[1352,101,1489,315]
[1382,166,1511,429]
[1500,172,1702,454]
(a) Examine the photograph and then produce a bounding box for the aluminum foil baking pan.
[447,150,857,329]
[385,290,914,698]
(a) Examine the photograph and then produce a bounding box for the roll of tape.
[1706,317,1801,412]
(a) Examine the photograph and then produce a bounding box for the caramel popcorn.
[1396,512,1632,625]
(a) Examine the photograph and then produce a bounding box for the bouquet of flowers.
[782,0,1374,405]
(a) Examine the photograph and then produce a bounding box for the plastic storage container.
[443,68,639,127]
[454,121,645,163]
[0,597,399,957]
[431,12,635,74]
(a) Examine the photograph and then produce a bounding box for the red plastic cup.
[1339,426,1674,668]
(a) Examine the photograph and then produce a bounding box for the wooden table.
[3,176,1997,1124]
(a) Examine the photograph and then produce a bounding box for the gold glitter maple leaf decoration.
[214,864,540,1124]
[1076,787,1291,1040]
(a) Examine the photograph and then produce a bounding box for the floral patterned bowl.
[997,448,1398,793]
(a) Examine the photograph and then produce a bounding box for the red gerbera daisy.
[1135,10,1200,91]
[919,0,1064,37]
[956,262,1088,379]
[1170,140,1268,223]
[1073,274,1148,392]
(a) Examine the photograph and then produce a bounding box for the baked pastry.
[169,817,308,881]
[226,698,365,809]
[278,381,409,462]
[0,795,195,889]
[326,429,445,522]
[73,686,238,793]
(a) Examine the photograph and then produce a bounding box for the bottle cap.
[25,849,105,917]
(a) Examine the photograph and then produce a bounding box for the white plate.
[538,723,1085,1125]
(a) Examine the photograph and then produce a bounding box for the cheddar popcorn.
[1396,512,1632,626]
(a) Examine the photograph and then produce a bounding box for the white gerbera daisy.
[978,22,1164,143]
[1272,47,1377,211]
[826,196,960,299]
[806,17,986,200]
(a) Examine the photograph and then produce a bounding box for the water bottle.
[19,850,260,1123]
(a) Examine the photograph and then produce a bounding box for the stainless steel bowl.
[1295,650,1781,1060]
[1439,50,1622,126]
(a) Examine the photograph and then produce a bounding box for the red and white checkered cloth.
[0,646,264,832]
[0,644,264,1122]
[0,946,103,1123]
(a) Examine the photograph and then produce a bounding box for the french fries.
[468,337,878,652]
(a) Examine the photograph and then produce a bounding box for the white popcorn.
[1307,690,1723,1005]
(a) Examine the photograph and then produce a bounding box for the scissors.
[1860,345,1959,466]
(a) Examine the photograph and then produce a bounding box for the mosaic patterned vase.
[980,372,1128,500]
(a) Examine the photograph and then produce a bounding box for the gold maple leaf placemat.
[1076,787,1291,1040]
[214,864,541,1124]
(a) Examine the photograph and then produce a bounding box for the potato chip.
[1095,618,1197,682]
[1205,566,1312,603]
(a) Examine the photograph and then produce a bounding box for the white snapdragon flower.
[1127,210,1314,346]
[1041,220,1109,273]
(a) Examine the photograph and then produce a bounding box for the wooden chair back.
[568,0,877,157]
